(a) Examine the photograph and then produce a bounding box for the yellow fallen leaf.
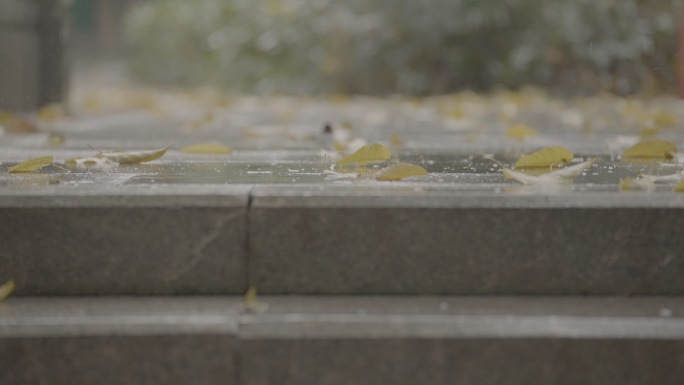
[675,180,684,192]
[244,286,269,314]
[391,133,404,146]
[334,142,348,152]
[243,126,287,137]
[623,140,676,159]
[329,94,349,105]
[47,133,65,147]
[620,177,635,192]
[336,143,391,166]
[83,94,102,112]
[446,105,465,119]
[651,111,678,128]
[37,104,67,121]
[514,147,573,169]
[0,280,14,302]
[8,156,53,173]
[639,127,659,138]
[506,124,537,141]
[181,143,232,154]
[98,146,171,164]
[184,112,215,130]
[0,111,36,132]
[376,163,428,181]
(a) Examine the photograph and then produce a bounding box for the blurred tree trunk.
[679,0,684,97]
[36,0,70,107]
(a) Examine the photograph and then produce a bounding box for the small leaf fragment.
[181,143,232,154]
[99,146,171,164]
[0,280,14,302]
[623,140,676,159]
[514,146,574,169]
[244,286,269,314]
[620,177,635,192]
[336,143,391,166]
[8,156,53,173]
[391,133,404,146]
[47,133,65,147]
[675,180,684,193]
[619,176,657,192]
[376,163,428,181]
[505,158,596,185]
[506,124,537,141]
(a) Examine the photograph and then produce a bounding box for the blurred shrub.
[124,0,680,95]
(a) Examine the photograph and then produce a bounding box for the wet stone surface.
[1,91,684,193]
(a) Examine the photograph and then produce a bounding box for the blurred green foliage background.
[124,0,681,95]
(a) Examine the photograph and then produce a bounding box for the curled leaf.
[505,158,596,185]
[623,140,676,159]
[181,143,232,154]
[336,143,391,166]
[0,280,14,302]
[514,146,574,169]
[8,156,53,173]
[506,124,537,141]
[376,163,428,181]
[99,146,170,164]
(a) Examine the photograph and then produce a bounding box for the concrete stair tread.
[2,295,684,338]
[3,296,684,385]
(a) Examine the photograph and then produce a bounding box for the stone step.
[249,185,684,295]
[1,184,684,295]
[2,296,684,385]
[2,99,684,296]
[0,186,250,295]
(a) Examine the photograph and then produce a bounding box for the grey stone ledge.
[2,296,684,339]
[251,184,684,209]
[0,297,242,337]
[0,184,252,208]
[3,296,684,385]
